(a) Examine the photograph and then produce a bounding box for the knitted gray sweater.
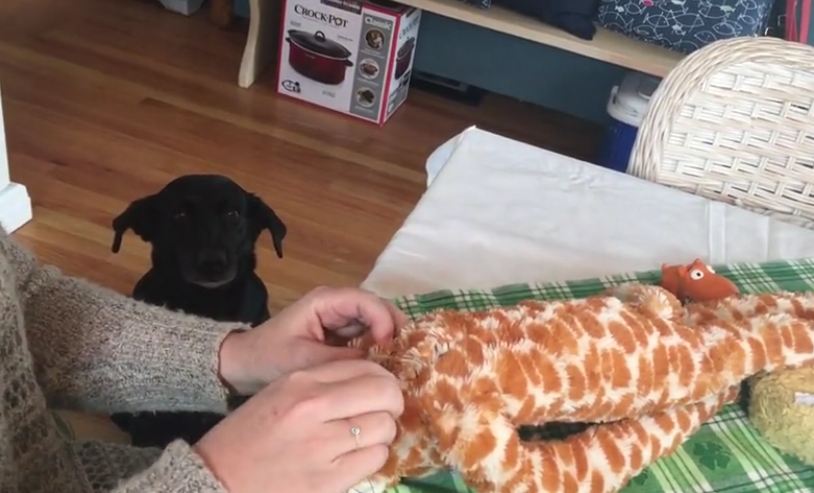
[0,226,250,492]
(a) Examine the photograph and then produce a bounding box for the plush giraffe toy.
[349,283,814,493]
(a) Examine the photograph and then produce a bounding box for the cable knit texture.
[0,226,247,492]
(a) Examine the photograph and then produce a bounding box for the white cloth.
[362,127,814,299]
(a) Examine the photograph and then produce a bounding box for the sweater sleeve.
[111,441,228,493]
[0,230,249,415]
[74,440,228,493]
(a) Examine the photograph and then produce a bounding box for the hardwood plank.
[0,0,602,311]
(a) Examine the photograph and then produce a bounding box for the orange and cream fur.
[349,283,814,493]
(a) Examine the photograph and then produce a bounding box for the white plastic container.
[608,71,659,127]
[596,71,660,172]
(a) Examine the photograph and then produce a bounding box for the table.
[237,0,281,88]
[361,126,814,299]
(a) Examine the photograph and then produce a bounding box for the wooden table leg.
[238,0,280,88]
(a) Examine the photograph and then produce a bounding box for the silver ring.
[350,425,361,448]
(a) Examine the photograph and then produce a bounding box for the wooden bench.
[236,0,685,88]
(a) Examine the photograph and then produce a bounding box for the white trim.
[0,85,9,189]
[0,183,32,233]
[0,85,32,233]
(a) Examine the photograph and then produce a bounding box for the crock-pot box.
[276,0,421,126]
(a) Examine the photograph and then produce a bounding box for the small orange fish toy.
[660,258,740,303]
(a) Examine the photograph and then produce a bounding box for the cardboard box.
[276,0,421,125]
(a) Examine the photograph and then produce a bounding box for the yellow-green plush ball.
[749,367,814,465]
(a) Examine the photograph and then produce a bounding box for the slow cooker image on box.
[394,37,415,80]
[286,30,354,85]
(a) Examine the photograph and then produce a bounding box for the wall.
[410,14,625,124]
[234,0,624,124]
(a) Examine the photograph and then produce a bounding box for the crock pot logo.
[294,4,348,27]
[281,80,301,93]
[364,16,391,30]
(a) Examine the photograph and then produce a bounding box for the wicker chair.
[628,36,814,228]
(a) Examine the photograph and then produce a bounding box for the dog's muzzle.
[191,250,235,287]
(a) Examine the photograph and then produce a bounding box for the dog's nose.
[197,250,228,276]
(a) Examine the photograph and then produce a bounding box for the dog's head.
[111,174,286,288]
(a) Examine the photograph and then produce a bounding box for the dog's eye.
[173,211,187,221]
[225,210,240,219]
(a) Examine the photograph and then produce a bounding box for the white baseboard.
[0,183,32,233]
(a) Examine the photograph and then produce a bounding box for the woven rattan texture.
[629,37,814,228]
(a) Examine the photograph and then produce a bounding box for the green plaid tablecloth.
[384,258,814,493]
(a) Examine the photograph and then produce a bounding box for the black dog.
[112,174,286,325]
[109,174,287,447]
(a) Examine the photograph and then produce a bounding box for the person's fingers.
[303,358,395,384]
[330,321,369,340]
[380,301,410,343]
[329,444,390,493]
[322,411,398,459]
[357,298,399,344]
[314,288,398,343]
[364,299,408,345]
[287,339,365,369]
[386,301,409,331]
[314,373,404,422]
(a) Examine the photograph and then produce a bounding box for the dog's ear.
[247,194,287,258]
[111,194,160,253]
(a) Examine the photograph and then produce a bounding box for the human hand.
[195,359,404,493]
[219,286,408,395]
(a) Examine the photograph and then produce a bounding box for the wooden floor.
[0,0,602,310]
